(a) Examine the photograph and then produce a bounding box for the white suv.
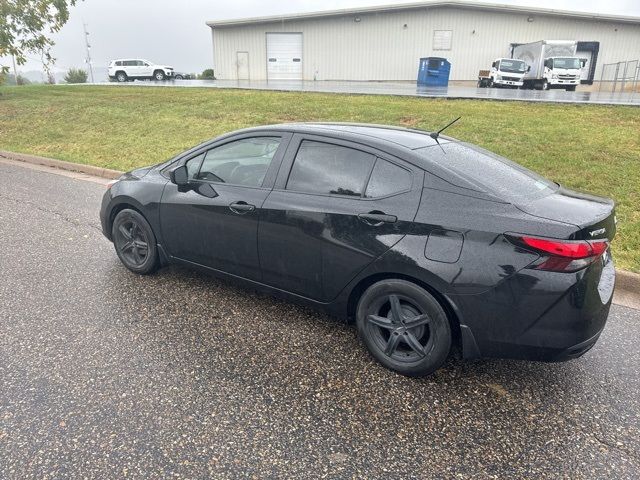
[108,59,174,82]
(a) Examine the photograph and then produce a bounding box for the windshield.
[553,58,581,69]
[499,59,526,73]
[415,142,557,203]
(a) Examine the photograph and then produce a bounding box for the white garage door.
[266,33,302,81]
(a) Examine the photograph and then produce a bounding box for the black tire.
[116,71,127,83]
[154,70,166,81]
[175,74,183,80]
[356,279,452,377]
[111,209,159,275]
[542,80,550,91]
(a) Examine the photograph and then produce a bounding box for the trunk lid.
[515,186,616,241]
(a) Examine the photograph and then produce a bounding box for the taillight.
[507,234,609,272]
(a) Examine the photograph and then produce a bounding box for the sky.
[5,0,640,75]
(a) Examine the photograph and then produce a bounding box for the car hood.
[515,186,615,240]
[122,165,153,180]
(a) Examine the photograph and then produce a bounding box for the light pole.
[83,23,95,83]
[11,54,19,84]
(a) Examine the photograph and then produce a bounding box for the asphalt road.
[1,159,639,479]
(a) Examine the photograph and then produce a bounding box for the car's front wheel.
[356,279,451,376]
[154,70,166,81]
[112,209,159,275]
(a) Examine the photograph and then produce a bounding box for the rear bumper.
[550,327,604,361]
[455,252,615,362]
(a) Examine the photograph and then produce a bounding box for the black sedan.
[100,123,616,376]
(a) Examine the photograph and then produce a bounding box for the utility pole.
[11,54,19,84]
[83,23,95,83]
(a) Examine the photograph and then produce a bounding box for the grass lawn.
[0,84,638,272]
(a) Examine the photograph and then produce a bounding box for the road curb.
[614,270,640,310]
[1,148,638,309]
[0,150,122,180]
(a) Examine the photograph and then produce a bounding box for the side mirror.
[170,165,189,186]
[580,58,587,68]
[527,65,531,72]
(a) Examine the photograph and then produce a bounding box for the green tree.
[0,0,78,78]
[64,67,87,83]
[2,73,32,85]
[200,68,215,80]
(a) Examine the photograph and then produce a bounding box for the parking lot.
[1,158,639,478]
[98,79,640,106]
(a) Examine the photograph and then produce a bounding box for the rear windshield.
[416,142,557,202]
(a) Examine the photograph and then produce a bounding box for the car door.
[160,133,290,281]
[138,60,152,77]
[258,134,423,302]
[123,60,139,78]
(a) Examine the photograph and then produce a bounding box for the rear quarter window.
[416,142,556,203]
[365,159,412,198]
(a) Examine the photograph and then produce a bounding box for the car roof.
[242,122,450,150]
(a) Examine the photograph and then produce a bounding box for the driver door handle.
[229,201,255,214]
[358,212,397,226]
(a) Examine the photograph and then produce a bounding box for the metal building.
[207,0,640,84]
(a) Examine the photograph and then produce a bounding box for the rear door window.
[286,140,375,197]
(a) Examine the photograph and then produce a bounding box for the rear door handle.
[229,201,255,214]
[358,212,397,226]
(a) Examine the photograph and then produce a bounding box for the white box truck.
[513,40,585,91]
[477,58,528,88]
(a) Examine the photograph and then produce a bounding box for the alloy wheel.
[115,220,149,267]
[366,294,435,362]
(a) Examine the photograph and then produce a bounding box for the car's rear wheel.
[154,70,166,81]
[356,279,451,377]
[112,209,158,275]
[116,72,127,83]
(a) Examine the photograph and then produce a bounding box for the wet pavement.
[1,159,639,478]
[95,79,640,106]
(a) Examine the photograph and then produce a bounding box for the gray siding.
[211,6,640,81]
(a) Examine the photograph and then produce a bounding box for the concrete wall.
[210,6,640,81]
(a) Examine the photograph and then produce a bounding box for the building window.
[433,30,452,50]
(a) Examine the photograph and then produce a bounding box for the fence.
[599,60,640,93]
